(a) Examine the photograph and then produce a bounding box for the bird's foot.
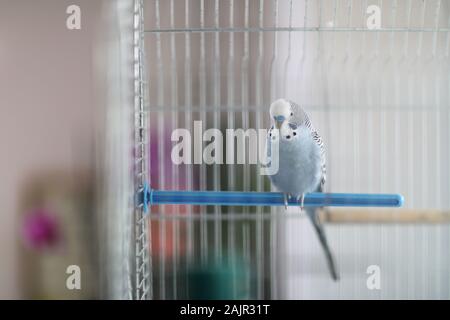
[296,193,306,211]
[283,193,292,210]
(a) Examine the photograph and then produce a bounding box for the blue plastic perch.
[142,183,404,213]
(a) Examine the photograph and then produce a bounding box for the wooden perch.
[321,208,450,224]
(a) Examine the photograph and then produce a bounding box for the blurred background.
[0,0,449,299]
[0,0,102,298]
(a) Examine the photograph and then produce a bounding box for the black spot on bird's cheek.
[293,132,297,136]
[286,135,291,139]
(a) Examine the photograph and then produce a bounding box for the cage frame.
[131,0,449,300]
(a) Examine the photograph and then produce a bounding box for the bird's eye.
[269,133,272,137]
[293,132,297,136]
[290,112,293,116]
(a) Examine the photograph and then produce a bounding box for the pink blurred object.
[22,208,61,251]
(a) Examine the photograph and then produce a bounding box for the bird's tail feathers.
[305,208,340,281]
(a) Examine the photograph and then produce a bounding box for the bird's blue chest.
[266,128,322,197]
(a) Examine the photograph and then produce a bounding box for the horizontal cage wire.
[141,0,450,299]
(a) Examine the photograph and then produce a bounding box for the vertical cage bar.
[406,0,415,293]
[317,0,323,57]
[269,0,279,101]
[446,11,450,57]
[227,0,236,191]
[255,0,265,300]
[227,0,237,298]
[240,0,250,296]
[404,0,413,57]
[434,0,442,298]
[154,0,166,300]
[432,0,442,57]
[242,223,251,297]
[199,0,208,266]
[184,0,194,273]
[419,0,428,299]
[361,0,367,52]
[392,0,402,298]
[332,0,338,56]
[345,0,353,58]
[417,0,427,57]
[374,0,382,58]
[242,0,250,199]
[213,0,222,264]
[169,0,180,299]
[282,0,293,93]
[269,0,279,300]
[352,3,361,298]
[303,0,309,60]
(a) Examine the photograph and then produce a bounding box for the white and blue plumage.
[267,98,339,281]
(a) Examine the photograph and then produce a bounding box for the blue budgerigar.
[267,98,339,281]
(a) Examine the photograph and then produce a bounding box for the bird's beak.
[274,115,285,129]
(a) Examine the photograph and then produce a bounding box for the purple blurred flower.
[22,209,61,251]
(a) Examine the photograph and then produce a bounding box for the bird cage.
[120,0,450,300]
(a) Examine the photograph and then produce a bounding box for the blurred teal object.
[187,259,250,300]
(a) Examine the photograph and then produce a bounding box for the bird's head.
[270,99,293,129]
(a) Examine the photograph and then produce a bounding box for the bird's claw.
[297,193,305,211]
[283,193,292,210]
